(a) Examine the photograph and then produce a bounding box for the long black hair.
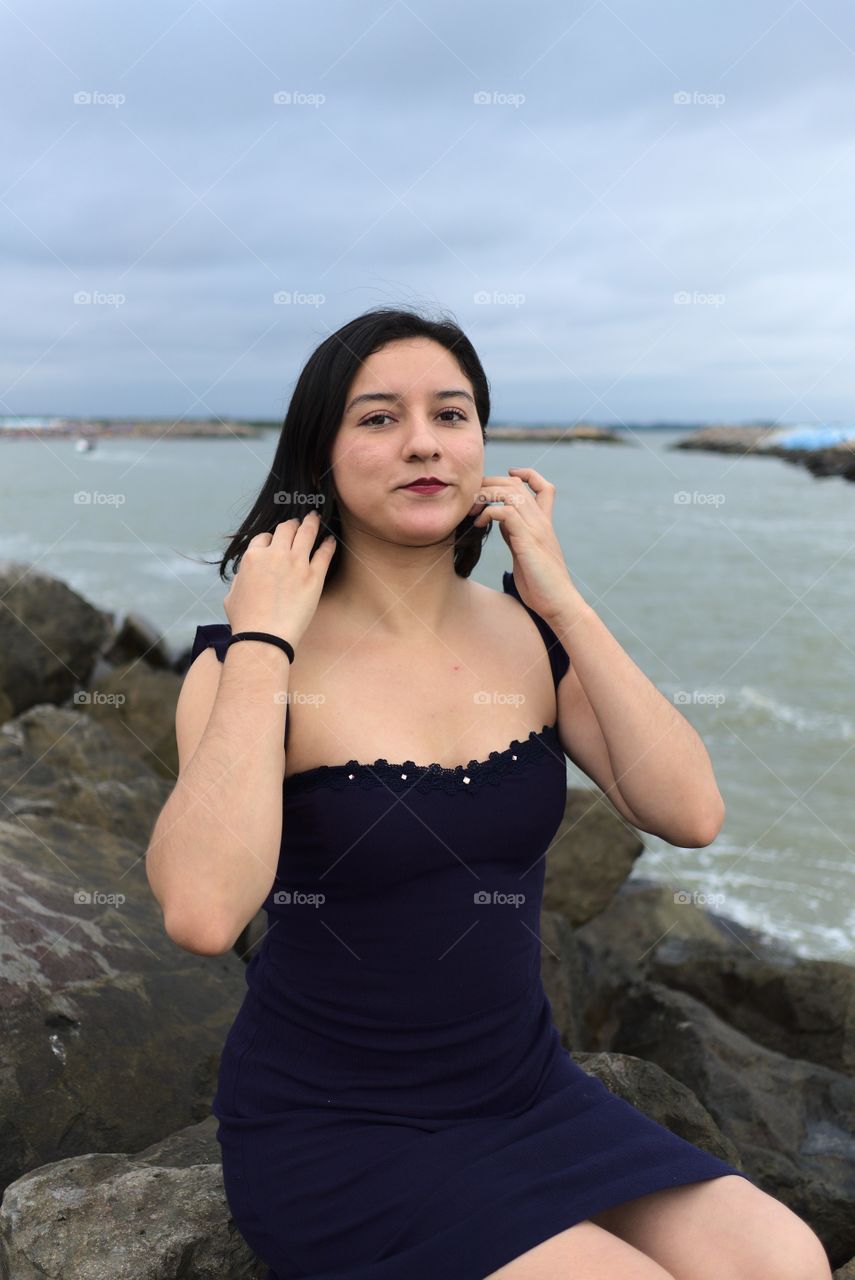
[209,305,492,586]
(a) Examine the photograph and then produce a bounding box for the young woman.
[146,308,831,1280]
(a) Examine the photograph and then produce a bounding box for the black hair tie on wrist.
[226,631,295,664]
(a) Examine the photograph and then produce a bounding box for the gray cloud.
[2,0,854,423]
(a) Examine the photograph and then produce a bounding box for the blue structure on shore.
[768,424,855,450]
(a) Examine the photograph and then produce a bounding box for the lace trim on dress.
[283,723,561,796]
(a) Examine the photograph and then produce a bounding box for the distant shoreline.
[2,419,852,482]
[0,418,771,442]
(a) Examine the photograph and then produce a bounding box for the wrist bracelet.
[226,631,295,664]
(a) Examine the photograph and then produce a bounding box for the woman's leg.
[588,1174,832,1280]
[485,1219,678,1279]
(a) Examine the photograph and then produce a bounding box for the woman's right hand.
[223,512,337,649]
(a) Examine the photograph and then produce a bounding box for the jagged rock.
[0,562,113,720]
[0,802,247,1195]
[539,909,589,1052]
[610,979,855,1267]
[81,662,183,781]
[574,1050,743,1167]
[105,612,173,670]
[543,789,644,926]
[0,1115,267,1279]
[649,936,855,1077]
[0,704,171,845]
[574,876,790,1047]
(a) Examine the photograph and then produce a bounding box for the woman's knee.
[752,1213,832,1280]
[485,1219,677,1279]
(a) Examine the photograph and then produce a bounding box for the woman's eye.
[361,408,467,427]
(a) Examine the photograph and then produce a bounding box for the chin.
[387,514,461,542]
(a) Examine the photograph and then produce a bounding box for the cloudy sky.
[3,0,855,425]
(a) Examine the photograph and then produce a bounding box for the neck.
[323,533,470,640]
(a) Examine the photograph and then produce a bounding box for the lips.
[399,478,449,489]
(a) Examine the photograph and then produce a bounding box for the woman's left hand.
[468,467,582,623]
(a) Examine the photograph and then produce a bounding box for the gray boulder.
[574,1049,743,1167]
[80,662,184,781]
[0,708,248,1195]
[0,1116,267,1280]
[610,979,855,1267]
[0,704,170,845]
[649,935,855,1077]
[0,563,112,721]
[544,789,644,927]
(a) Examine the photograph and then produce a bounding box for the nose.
[400,415,443,458]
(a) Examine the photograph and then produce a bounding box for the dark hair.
[208,305,492,586]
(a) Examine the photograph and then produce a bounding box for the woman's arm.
[145,641,291,955]
[548,593,725,848]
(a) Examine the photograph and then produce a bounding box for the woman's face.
[329,337,485,547]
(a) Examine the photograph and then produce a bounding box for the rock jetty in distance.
[0,417,262,440]
[672,423,855,484]
[0,418,631,443]
[486,423,626,442]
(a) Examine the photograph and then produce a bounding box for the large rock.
[574,1050,743,1167]
[649,936,855,1077]
[543,789,644,926]
[573,876,787,1047]
[81,662,183,781]
[0,563,112,721]
[0,1116,267,1280]
[0,709,249,1194]
[610,980,855,1267]
[0,704,170,846]
[539,909,589,1052]
[104,611,175,671]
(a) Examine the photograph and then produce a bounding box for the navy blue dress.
[190,570,751,1280]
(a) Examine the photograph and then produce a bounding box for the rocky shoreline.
[672,424,855,483]
[0,418,261,440]
[0,562,852,1278]
[0,418,629,443]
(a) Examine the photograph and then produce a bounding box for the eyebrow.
[345,389,476,415]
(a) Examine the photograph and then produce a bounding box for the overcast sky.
[3,0,855,425]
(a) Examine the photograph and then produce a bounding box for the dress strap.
[501,571,570,689]
[190,623,291,748]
